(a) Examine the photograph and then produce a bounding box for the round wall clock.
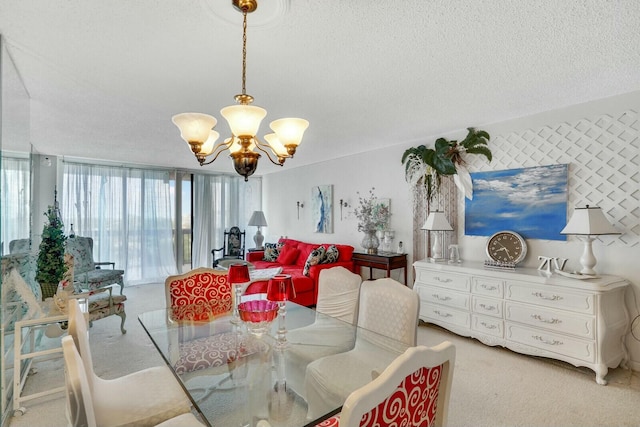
[486,230,527,264]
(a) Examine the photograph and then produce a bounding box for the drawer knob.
[432,294,451,302]
[531,314,561,325]
[434,310,452,318]
[481,284,497,291]
[532,335,563,346]
[532,291,563,301]
[480,322,497,330]
[479,303,496,311]
[434,276,452,283]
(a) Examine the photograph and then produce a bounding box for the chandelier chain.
[241,8,248,96]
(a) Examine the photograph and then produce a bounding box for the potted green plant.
[401,127,492,201]
[35,205,68,300]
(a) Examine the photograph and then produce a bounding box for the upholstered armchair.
[65,236,125,295]
[315,343,456,427]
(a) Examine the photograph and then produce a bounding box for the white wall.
[263,90,640,369]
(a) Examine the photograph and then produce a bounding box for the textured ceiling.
[1,0,639,176]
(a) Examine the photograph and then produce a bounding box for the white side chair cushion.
[155,412,206,427]
[285,319,356,398]
[92,365,193,427]
[357,278,419,347]
[315,266,361,324]
[304,341,400,421]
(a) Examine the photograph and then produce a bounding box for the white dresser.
[413,260,630,384]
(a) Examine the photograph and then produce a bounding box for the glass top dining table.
[138,301,409,427]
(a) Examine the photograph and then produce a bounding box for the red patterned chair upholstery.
[315,342,456,427]
[164,268,246,401]
[165,267,233,322]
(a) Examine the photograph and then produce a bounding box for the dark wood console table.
[352,251,408,285]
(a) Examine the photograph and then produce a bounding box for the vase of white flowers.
[354,188,390,254]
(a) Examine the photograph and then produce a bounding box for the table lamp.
[227,262,251,323]
[560,205,620,275]
[248,210,268,250]
[267,274,296,348]
[421,211,453,262]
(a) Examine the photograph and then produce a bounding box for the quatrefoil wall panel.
[465,108,640,248]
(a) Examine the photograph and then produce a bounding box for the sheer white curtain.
[191,174,261,268]
[1,155,31,254]
[62,162,177,285]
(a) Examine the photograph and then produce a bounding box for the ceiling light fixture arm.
[253,137,287,166]
[197,139,234,166]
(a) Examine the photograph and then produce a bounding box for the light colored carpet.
[7,282,640,427]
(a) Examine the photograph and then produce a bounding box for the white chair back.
[357,278,419,347]
[62,335,97,427]
[315,266,361,324]
[68,298,97,391]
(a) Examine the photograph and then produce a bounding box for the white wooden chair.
[304,278,420,419]
[314,342,456,427]
[285,267,362,398]
[61,336,205,427]
[67,299,193,426]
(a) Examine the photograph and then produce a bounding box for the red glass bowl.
[238,300,279,335]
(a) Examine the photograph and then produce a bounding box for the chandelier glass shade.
[172,0,308,181]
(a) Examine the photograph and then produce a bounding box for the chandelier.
[172,0,308,181]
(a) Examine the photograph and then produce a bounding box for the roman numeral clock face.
[486,231,527,264]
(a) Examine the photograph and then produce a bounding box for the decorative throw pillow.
[263,242,282,262]
[321,245,339,264]
[276,244,300,265]
[303,246,326,276]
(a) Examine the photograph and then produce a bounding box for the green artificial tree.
[35,204,68,300]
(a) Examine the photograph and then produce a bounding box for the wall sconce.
[296,201,304,220]
[339,199,350,221]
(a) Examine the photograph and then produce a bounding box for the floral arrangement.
[354,188,390,232]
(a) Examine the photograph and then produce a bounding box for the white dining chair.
[66,298,194,427]
[285,267,362,398]
[314,342,456,427]
[62,335,205,427]
[304,278,420,420]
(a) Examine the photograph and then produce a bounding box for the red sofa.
[245,238,355,307]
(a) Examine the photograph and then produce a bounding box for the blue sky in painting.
[465,164,568,241]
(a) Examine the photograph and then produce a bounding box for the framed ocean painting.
[312,184,333,233]
[464,164,568,240]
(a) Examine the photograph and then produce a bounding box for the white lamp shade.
[421,211,453,231]
[248,210,268,227]
[172,113,217,144]
[560,206,620,236]
[221,104,267,137]
[264,133,289,156]
[269,118,309,146]
[200,130,220,155]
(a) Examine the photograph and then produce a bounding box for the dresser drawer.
[472,277,504,298]
[506,323,595,363]
[416,285,470,311]
[505,282,595,315]
[505,302,595,339]
[420,304,470,329]
[415,269,470,292]
[472,296,503,318]
[472,314,503,338]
